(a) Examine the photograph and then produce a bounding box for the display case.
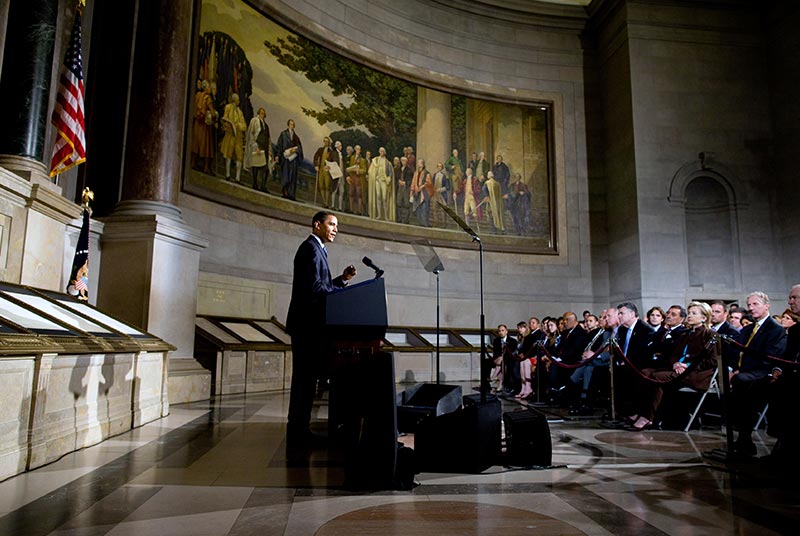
[0,282,174,481]
[194,315,290,395]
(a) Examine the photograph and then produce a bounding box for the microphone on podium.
[362,256,385,279]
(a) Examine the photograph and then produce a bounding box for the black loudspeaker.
[397,383,462,433]
[502,408,552,468]
[415,393,501,473]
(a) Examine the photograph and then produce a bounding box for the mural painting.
[185,0,557,252]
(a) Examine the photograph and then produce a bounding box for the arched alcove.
[684,177,735,289]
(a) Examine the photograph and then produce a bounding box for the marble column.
[416,87,452,166]
[0,0,58,183]
[97,0,211,403]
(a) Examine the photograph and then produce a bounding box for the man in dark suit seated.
[728,291,787,457]
[763,285,800,466]
[492,324,519,394]
[285,211,357,447]
[615,302,655,419]
[647,305,689,369]
[547,311,589,403]
[710,300,741,368]
[567,309,619,414]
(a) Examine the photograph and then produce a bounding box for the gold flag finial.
[81,187,94,209]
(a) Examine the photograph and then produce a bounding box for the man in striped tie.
[728,291,787,457]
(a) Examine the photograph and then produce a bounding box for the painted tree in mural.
[264,34,416,157]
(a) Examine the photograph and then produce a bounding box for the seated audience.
[629,302,718,431]
[546,312,589,401]
[567,308,619,414]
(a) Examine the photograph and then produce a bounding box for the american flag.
[49,11,86,177]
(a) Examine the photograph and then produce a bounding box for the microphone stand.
[703,334,737,462]
[475,236,488,403]
[604,339,627,428]
[434,269,441,384]
[435,201,487,402]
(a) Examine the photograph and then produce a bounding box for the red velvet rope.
[720,335,800,366]
[534,342,608,370]
[610,342,705,384]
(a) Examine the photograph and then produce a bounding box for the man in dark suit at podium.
[286,211,357,447]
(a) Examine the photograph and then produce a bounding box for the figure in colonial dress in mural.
[191,80,216,174]
[220,93,247,182]
[313,136,336,207]
[244,107,271,191]
[445,149,464,214]
[509,172,531,235]
[347,145,367,215]
[411,159,433,227]
[461,167,481,226]
[482,171,506,232]
[430,162,450,228]
[369,147,395,221]
[397,156,414,224]
[331,140,346,211]
[473,151,490,182]
[277,119,303,200]
[492,154,511,194]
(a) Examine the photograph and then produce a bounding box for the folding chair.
[681,369,720,432]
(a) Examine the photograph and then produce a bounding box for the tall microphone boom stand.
[436,201,489,403]
[434,268,441,382]
[475,236,488,402]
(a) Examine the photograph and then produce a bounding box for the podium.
[325,278,388,344]
[324,277,403,489]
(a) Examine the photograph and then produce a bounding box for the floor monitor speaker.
[415,393,501,473]
[502,407,552,468]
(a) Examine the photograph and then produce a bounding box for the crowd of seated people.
[490,286,799,461]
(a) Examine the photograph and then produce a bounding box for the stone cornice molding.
[0,164,82,223]
[99,213,209,252]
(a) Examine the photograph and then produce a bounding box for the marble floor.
[1,387,798,536]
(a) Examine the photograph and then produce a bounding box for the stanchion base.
[527,401,549,407]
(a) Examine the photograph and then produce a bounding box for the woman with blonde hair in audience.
[629,301,719,431]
